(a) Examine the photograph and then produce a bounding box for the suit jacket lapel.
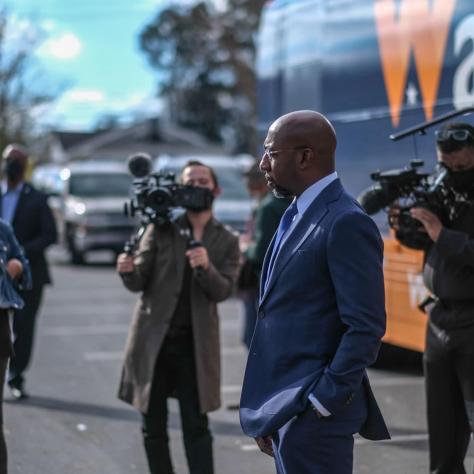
[259,179,343,306]
[259,232,277,301]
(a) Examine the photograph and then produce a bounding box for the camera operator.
[116,160,240,474]
[391,123,474,474]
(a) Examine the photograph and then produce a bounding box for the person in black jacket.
[0,144,57,400]
[392,123,474,474]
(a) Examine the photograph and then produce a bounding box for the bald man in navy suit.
[239,111,390,474]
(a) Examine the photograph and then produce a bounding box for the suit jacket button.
[259,310,265,319]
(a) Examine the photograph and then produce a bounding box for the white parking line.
[240,433,429,451]
[222,385,241,394]
[221,347,246,356]
[84,351,124,361]
[355,433,428,445]
[241,444,259,452]
[82,346,245,361]
[43,324,129,336]
[369,377,423,388]
[43,320,240,337]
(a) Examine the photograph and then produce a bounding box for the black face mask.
[183,186,215,212]
[446,167,474,194]
[2,159,25,182]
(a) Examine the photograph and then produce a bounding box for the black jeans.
[424,321,474,474]
[8,285,44,388]
[142,334,213,474]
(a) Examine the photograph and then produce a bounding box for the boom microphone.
[127,152,153,178]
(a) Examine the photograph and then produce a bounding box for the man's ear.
[213,186,222,198]
[298,148,314,170]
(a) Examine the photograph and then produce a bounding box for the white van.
[33,161,136,264]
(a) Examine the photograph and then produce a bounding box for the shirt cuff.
[308,394,331,417]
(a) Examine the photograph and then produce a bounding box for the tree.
[217,0,266,153]
[139,0,266,154]
[0,9,56,153]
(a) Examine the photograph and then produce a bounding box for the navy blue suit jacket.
[239,179,390,440]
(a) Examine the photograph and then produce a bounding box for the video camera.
[123,153,214,254]
[358,160,451,248]
[124,153,214,224]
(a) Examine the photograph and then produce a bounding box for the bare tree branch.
[0,9,58,153]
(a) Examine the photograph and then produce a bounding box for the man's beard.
[272,185,294,199]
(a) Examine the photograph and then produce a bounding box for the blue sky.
[9,0,216,131]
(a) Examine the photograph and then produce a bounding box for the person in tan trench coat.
[117,161,240,474]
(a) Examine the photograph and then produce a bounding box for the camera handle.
[178,225,205,278]
[123,224,148,256]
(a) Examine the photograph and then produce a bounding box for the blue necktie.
[265,201,298,289]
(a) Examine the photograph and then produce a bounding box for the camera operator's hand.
[116,253,135,273]
[186,246,209,271]
[410,208,443,242]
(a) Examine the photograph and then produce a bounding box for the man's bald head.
[270,110,336,167]
[260,110,337,197]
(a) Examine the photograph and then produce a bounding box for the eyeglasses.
[262,147,309,159]
[435,129,474,142]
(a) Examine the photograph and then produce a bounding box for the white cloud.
[65,89,106,103]
[40,89,163,131]
[40,33,82,60]
[212,0,227,10]
[40,19,57,32]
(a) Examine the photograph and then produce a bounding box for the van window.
[69,173,131,197]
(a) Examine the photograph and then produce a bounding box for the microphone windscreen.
[358,187,386,215]
[128,153,152,178]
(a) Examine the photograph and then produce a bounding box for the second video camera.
[358,160,449,248]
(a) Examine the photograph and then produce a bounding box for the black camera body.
[358,160,450,248]
[128,175,214,221]
[359,160,428,214]
[125,153,214,224]
[123,153,214,255]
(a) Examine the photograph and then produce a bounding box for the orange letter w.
[374,0,456,127]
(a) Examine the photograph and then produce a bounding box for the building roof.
[47,118,225,162]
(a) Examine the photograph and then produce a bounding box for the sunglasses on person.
[435,128,474,142]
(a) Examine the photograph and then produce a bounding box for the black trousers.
[424,321,474,474]
[142,334,213,474]
[8,285,44,388]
